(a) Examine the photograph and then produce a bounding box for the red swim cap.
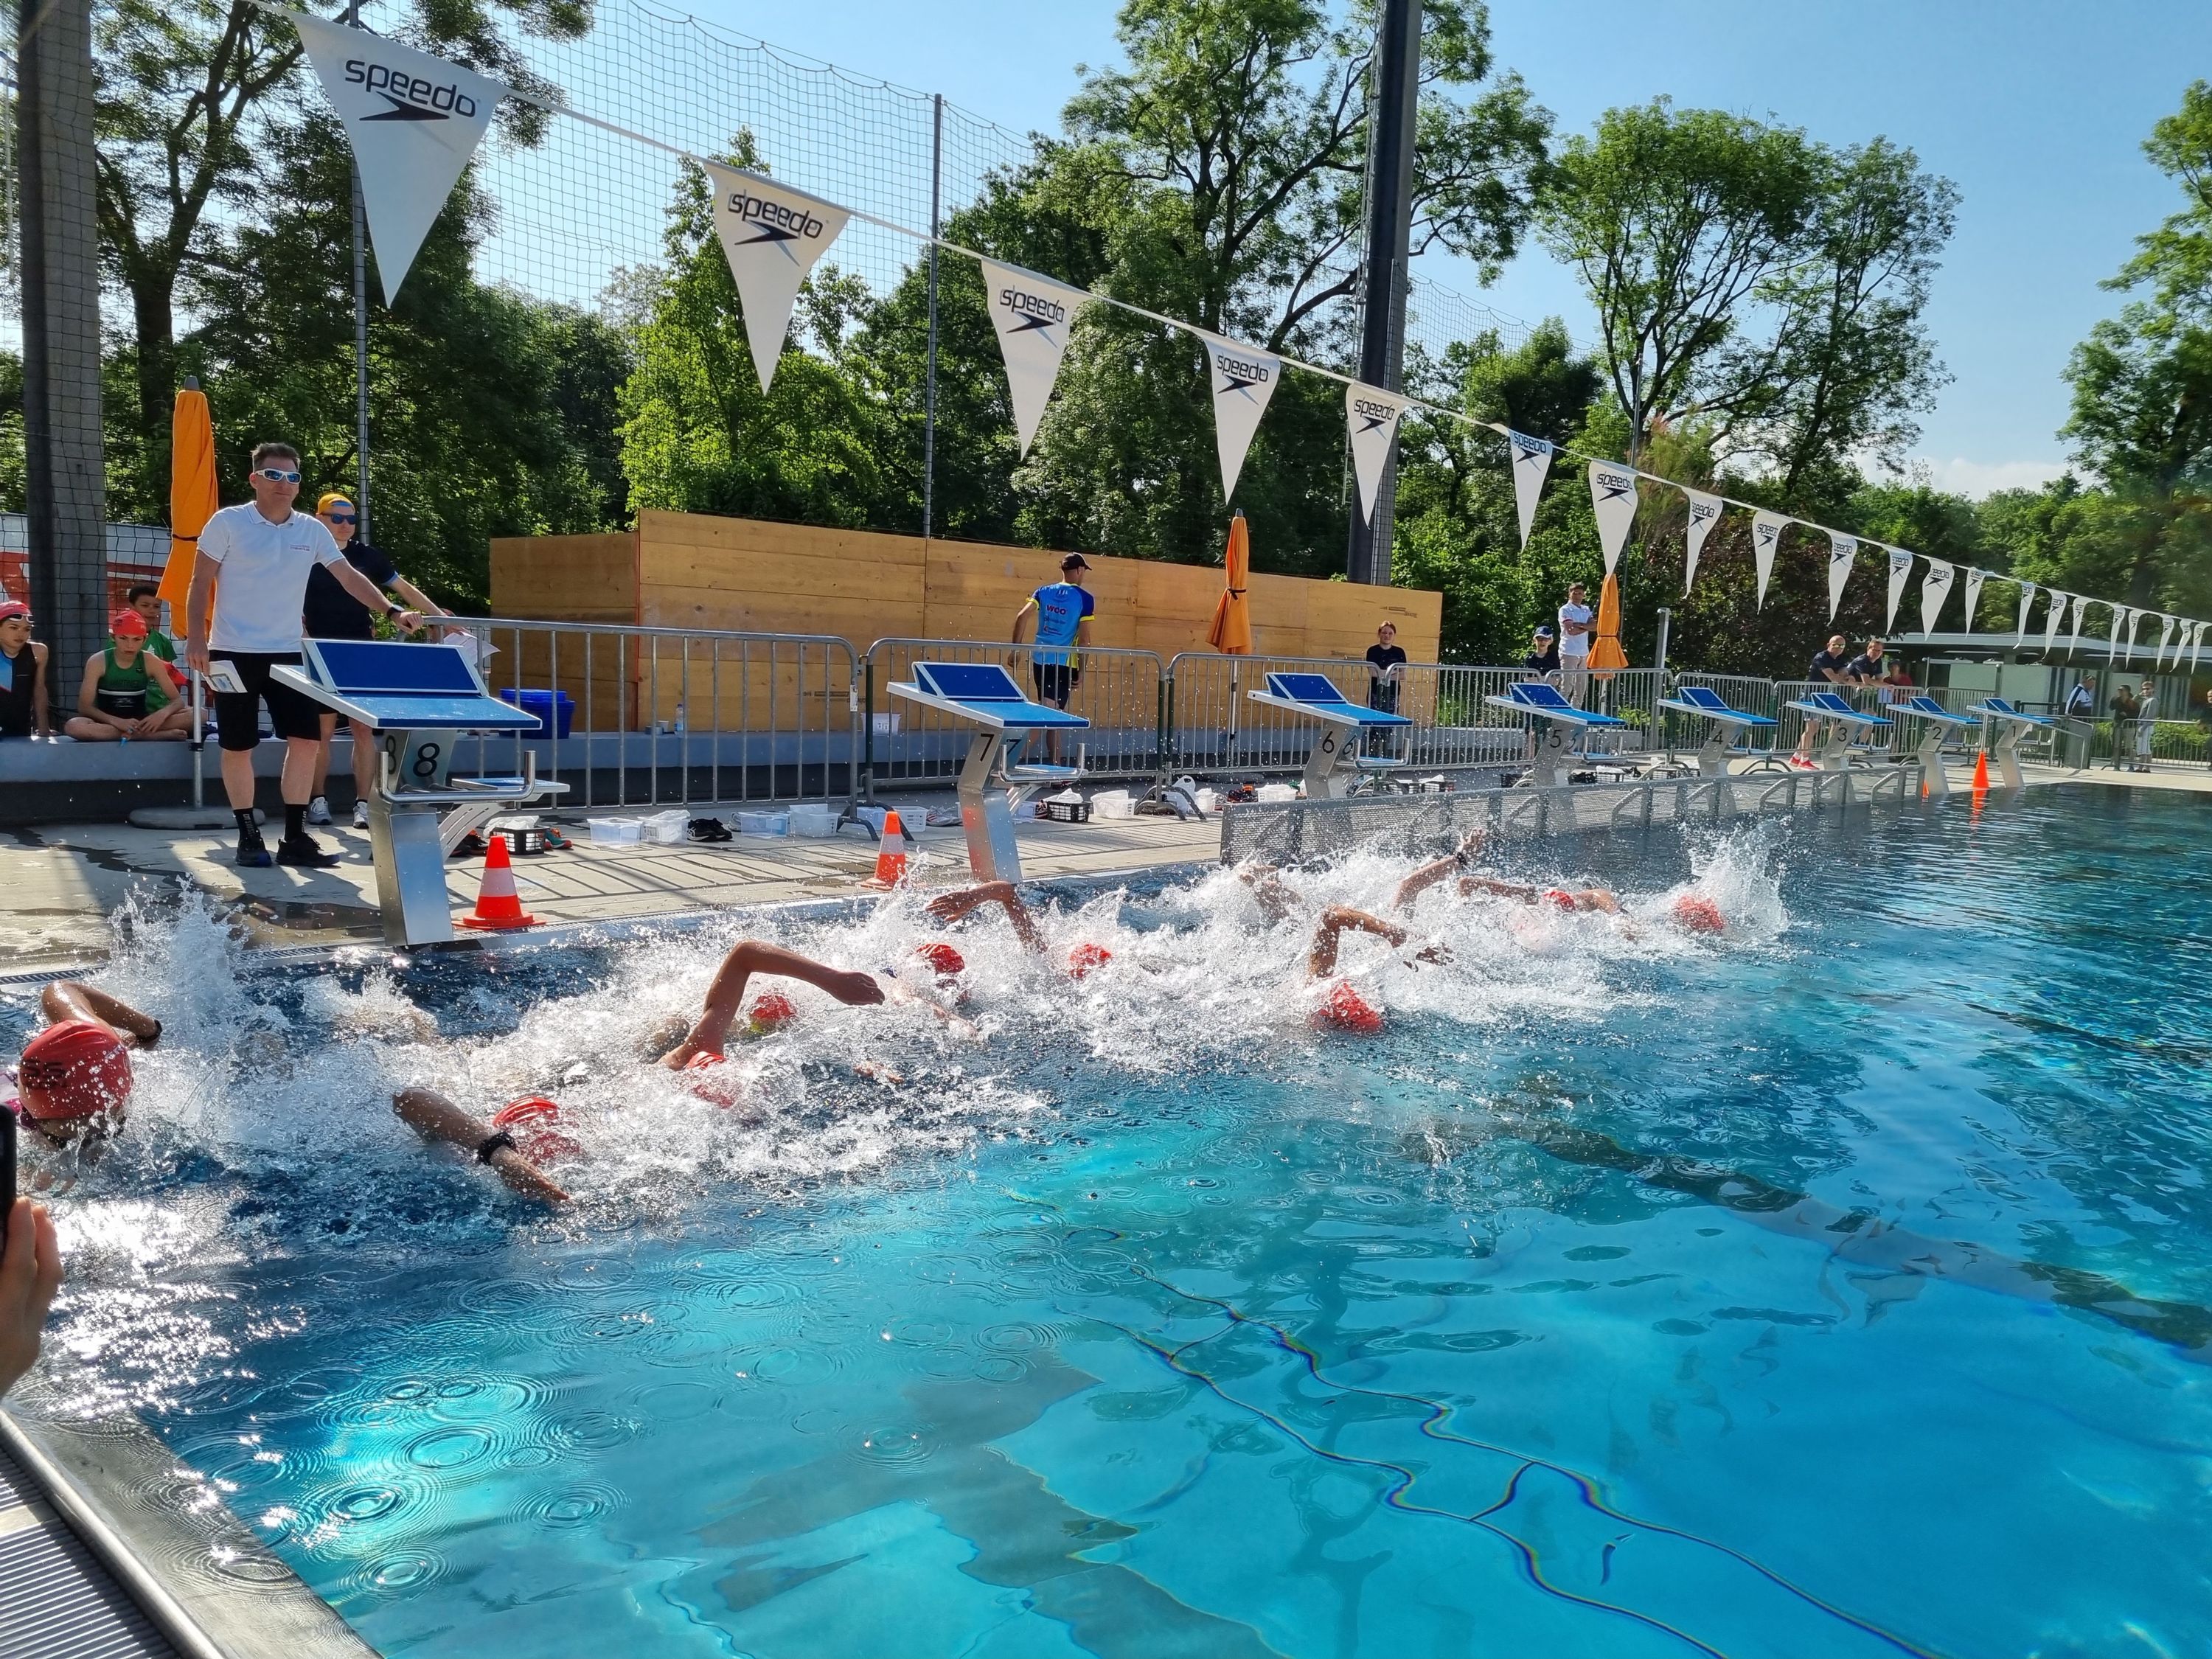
[1541,888,1577,911]
[1311,978,1385,1036]
[683,1049,745,1107]
[1672,895,1726,935]
[747,991,799,1029]
[493,1095,582,1161]
[1065,942,1113,980]
[915,942,966,978]
[18,1020,133,1123]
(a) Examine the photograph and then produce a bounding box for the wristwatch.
[384,603,404,620]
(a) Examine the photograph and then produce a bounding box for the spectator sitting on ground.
[63,610,192,742]
[0,1197,63,1400]
[0,600,51,740]
[125,584,178,664]
[1791,633,1854,768]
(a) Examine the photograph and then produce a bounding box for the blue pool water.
[11,783,2212,1658]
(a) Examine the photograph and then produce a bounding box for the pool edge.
[1,1405,380,1659]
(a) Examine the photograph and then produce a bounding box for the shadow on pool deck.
[0,799,1224,972]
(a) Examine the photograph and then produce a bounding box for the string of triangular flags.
[281,4,2211,674]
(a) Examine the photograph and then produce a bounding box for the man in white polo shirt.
[185,442,421,869]
[1556,581,1593,703]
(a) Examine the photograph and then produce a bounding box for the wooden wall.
[487,512,1441,728]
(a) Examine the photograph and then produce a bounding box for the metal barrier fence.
[428,622,2203,811]
[446,617,860,810]
[860,639,1166,794]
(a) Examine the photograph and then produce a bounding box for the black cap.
[1061,554,1091,571]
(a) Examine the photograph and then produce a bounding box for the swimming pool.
[10,782,2211,1658]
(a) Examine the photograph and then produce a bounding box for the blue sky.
[689,0,2212,498]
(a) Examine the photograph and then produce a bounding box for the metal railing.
[445,617,860,810]
[860,638,1166,794]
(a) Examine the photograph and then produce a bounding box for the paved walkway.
[4,763,2204,973]
[0,799,1222,971]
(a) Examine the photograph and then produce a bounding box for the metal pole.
[1654,606,1671,682]
[343,0,372,538]
[1345,0,1422,586]
[922,93,942,541]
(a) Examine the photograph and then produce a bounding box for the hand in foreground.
[0,1197,63,1400]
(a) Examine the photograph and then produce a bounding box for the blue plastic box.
[498,688,574,739]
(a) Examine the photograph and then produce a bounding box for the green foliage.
[1537,99,1954,496]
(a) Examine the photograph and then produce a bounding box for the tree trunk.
[130,267,179,514]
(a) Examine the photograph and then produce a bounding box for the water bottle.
[673,702,686,733]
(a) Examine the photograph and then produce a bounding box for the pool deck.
[1,762,2204,973]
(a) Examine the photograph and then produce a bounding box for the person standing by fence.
[1557,582,1593,703]
[1790,634,1854,769]
[1009,552,1094,761]
[1363,621,1408,757]
[2108,681,2141,772]
[186,444,422,869]
[1521,625,1560,678]
[303,491,445,830]
[2135,678,2158,771]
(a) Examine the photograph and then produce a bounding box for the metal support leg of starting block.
[957,729,1025,884]
[1301,719,1359,799]
[1914,725,1952,799]
[367,726,547,947]
[1989,723,2025,790]
[1522,720,1573,790]
[1691,731,1733,778]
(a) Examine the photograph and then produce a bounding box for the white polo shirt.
[198,503,345,655]
[1557,600,1594,658]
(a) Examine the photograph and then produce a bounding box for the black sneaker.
[275,834,342,869]
[236,825,272,868]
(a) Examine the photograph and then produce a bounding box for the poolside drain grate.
[0,1436,181,1659]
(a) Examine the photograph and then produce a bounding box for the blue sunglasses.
[256,467,302,484]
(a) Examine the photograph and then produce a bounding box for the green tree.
[94,0,594,515]
[1537,100,1954,491]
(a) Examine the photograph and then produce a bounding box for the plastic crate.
[498,688,574,739]
[1038,797,1091,824]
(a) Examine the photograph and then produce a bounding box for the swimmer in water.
[1304,905,1449,1034]
[1391,833,1620,915]
[8,981,159,1150]
[658,940,888,1069]
[392,1088,571,1206]
[924,882,1115,978]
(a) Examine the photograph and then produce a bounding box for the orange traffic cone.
[1972,751,1990,793]
[457,833,540,931]
[866,810,908,888]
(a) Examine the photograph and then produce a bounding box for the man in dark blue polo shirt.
[302,492,445,827]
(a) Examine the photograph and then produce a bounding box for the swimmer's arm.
[1238,864,1300,925]
[1456,875,1534,901]
[41,981,160,1047]
[394,1088,568,1206]
[1392,857,1458,911]
[676,941,886,1064]
[925,882,1045,953]
[1576,888,1621,914]
[1308,905,1407,978]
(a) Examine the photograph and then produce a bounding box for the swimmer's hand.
[824,968,886,1006]
[853,1058,905,1085]
[1413,942,1452,966]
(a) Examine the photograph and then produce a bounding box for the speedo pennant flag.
[1683,492,1721,594]
[1825,533,1857,622]
[2043,591,2067,653]
[1203,335,1280,501]
[1885,547,1914,631]
[1919,559,1955,635]
[2160,613,2182,668]
[2014,581,2037,644]
[701,160,851,394]
[1961,568,1986,633]
[2068,594,2087,653]
[1508,432,1553,549]
[980,259,1088,457]
[2108,604,2130,661]
[1587,460,1640,574]
[293,12,503,305]
[2194,621,2207,672]
[1344,383,1408,524]
[1751,512,1788,611]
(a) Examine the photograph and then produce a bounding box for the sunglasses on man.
[324,512,358,525]
[256,468,302,484]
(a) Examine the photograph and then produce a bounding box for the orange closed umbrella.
[159,382,220,618]
[1588,571,1629,675]
[1206,510,1253,654]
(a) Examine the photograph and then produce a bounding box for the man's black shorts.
[1031,661,1076,706]
[212,651,320,751]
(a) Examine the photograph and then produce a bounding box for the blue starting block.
[1484,679,1629,789]
[1889,695,1979,799]
[1656,684,1783,777]
[1244,672,1411,799]
[1964,696,2054,789]
[1783,689,1891,772]
[887,661,1090,883]
[272,639,568,946]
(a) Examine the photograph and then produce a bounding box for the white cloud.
[1907,456,2071,499]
